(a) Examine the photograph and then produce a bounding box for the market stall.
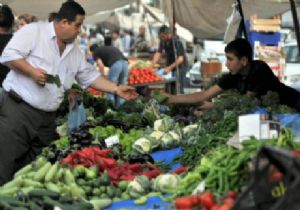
[1,1,300,210]
[1,87,300,209]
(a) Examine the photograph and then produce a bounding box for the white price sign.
[104,135,120,147]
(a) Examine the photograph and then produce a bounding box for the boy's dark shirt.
[218,60,300,108]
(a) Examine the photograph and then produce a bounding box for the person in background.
[90,37,129,107]
[167,38,300,112]
[0,5,14,87]
[151,25,189,94]
[17,13,37,30]
[132,25,148,53]
[111,30,124,53]
[0,1,137,185]
[123,29,134,57]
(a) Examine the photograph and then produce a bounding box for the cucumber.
[54,167,64,182]
[64,168,76,185]
[32,156,47,170]
[69,183,85,199]
[0,176,23,189]
[33,162,52,182]
[0,186,18,196]
[14,164,33,178]
[45,162,59,182]
[45,182,61,193]
[22,179,43,188]
[28,189,60,199]
[0,195,26,206]
[18,186,35,195]
[43,196,64,208]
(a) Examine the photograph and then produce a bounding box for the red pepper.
[175,195,199,210]
[172,166,186,174]
[211,205,221,210]
[199,192,216,208]
[227,191,237,198]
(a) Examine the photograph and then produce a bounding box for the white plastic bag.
[224,3,242,43]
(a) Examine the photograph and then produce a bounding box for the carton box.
[239,114,280,142]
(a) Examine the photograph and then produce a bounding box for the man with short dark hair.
[0,1,137,184]
[167,38,300,112]
[151,25,189,94]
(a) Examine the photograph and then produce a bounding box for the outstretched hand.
[116,85,139,100]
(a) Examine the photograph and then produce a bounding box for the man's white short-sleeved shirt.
[0,21,100,111]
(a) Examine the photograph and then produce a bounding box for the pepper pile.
[108,163,162,184]
[61,147,116,170]
[61,147,162,185]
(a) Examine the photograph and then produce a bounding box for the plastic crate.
[246,20,281,47]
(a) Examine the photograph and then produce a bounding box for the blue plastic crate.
[246,20,281,47]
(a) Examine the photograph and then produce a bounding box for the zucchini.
[33,162,52,182]
[45,182,61,193]
[18,186,35,195]
[0,176,23,189]
[14,164,33,178]
[45,162,59,182]
[0,186,18,196]
[22,179,43,188]
[64,169,76,185]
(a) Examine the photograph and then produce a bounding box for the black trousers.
[0,90,56,185]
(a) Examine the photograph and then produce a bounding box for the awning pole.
[171,0,180,94]
[236,0,248,39]
[289,0,300,58]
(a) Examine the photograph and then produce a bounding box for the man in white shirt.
[0,1,137,185]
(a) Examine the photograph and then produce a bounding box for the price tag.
[104,135,120,148]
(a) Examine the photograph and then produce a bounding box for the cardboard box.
[239,114,280,142]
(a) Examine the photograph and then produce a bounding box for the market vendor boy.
[167,38,300,112]
[0,1,137,185]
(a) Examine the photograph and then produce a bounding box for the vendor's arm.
[151,51,161,68]
[90,76,138,100]
[246,91,257,97]
[163,55,184,74]
[168,84,222,104]
[0,24,47,86]
[4,59,47,86]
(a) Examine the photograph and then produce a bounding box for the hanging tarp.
[161,0,291,39]
[143,4,193,42]
[84,11,114,25]
[0,0,135,20]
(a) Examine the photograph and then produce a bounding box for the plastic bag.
[231,146,300,210]
[67,93,86,134]
[224,3,241,43]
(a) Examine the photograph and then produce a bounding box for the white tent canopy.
[0,0,135,20]
[161,0,292,39]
